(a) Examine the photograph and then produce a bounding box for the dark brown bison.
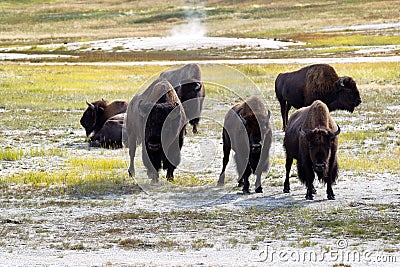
[218,96,272,194]
[125,78,186,182]
[80,99,127,137]
[159,63,205,134]
[89,113,126,149]
[275,64,361,130]
[283,100,340,200]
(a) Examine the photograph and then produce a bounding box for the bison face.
[80,101,105,137]
[300,126,340,174]
[242,111,271,154]
[175,82,202,102]
[140,102,181,152]
[332,77,362,113]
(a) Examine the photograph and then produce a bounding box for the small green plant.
[0,148,23,161]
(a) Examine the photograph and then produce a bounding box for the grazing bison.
[125,78,186,182]
[283,100,340,200]
[275,64,361,130]
[89,113,126,149]
[80,99,127,137]
[218,96,272,194]
[160,63,205,134]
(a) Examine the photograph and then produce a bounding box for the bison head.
[80,99,105,137]
[330,77,362,113]
[174,82,202,102]
[300,126,340,174]
[239,110,271,154]
[139,101,182,152]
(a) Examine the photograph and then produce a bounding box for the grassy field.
[1,62,399,190]
[0,1,399,265]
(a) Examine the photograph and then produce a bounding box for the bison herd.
[80,63,362,200]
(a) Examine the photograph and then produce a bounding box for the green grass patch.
[0,147,65,161]
[339,153,400,174]
[0,148,23,161]
[297,34,400,48]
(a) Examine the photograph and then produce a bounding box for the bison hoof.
[312,187,317,194]
[255,186,263,193]
[167,176,174,182]
[305,194,314,200]
[327,195,335,200]
[283,188,290,193]
[242,188,250,194]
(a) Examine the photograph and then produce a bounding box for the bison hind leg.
[283,156,293,193]
[190,118,200,134]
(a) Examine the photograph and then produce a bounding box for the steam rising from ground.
[170,1,206,38]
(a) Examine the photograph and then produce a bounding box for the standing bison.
[275,64,361,130]
[125,78,186,182]
[283,100,340,200]
[160,63,205,134]
[89,113,126,149]
[218,96,272,194]
[80,99,127,137]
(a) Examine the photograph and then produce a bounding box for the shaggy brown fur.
[80,99,127,137]
[283,100,340,200]
[125,78,186,181]
[304,64,339,105]
[275,64,361,130]
[218,96,272,194]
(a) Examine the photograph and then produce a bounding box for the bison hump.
[304,65,339,106]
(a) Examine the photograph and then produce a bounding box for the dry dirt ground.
[0,125,399,266]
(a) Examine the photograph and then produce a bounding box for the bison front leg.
[143,146,161,183]
[190,118,200,134]
[326,182,335,200]
[326,150,338,200]
[297,158,315,200]
[255,172,263,193]
[164,159,175,182]
[241,165,252,194]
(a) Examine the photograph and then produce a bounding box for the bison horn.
[339,77,346,87]
[333,125,341,136]
[194,82,202,91]
[86,99,95,109]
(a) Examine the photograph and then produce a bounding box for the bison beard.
[142,103,184,182]
[275,64,361,130]
[283,100,340,200]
